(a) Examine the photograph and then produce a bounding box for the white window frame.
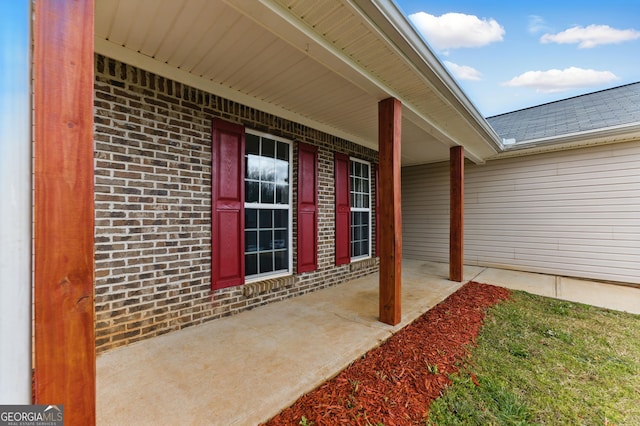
[244,129,293,282]
[349,157,372,261]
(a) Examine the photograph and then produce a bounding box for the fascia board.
[354,0,503,153]
[491,123,640,159]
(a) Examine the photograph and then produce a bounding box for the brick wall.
[94,55,379,353]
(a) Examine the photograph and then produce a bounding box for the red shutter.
[297,143,318,273]
[375,164,380,257]
[211,119,245,290]
[335,152,351,265]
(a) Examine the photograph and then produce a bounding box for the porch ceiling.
[95,0,502,165]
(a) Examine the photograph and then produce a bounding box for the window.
[244,131,292,280]
[350,158,371,260]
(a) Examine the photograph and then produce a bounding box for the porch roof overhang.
[95,0,502,165]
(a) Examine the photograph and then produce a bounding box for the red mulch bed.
[263,281,511,426]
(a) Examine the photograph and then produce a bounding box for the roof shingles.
[487,82,640,143]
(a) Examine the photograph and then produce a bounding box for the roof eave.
[491,122,640,159]
[355,0,504,154]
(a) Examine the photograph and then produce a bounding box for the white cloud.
[444,61,482,81]
[528,15,551,35]
[541,24,640,48]
[409,11,505,51]
[502,67,618,93]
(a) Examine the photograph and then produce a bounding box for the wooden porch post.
[449,146,464,282]
[34,0,96,424]
[378,98,402,325]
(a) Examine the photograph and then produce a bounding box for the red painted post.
[378,98,402,325]
[449,146,464,282]
[34,0,96,424]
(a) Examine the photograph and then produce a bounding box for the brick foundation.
[94,55,379,353]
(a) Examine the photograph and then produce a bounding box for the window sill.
[243,275,296,297]
[349,257,379,272]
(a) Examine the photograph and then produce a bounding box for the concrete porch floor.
[97,260,640,425]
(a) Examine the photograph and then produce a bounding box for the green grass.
[427,290,640,426]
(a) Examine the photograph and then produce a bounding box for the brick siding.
[94,55,379,353]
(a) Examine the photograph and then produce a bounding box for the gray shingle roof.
[486,82,640,143]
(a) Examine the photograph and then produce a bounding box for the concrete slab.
[475,267,640,315]
[97,259,462,426]
[473,267,557,297]
[557,277,640,315]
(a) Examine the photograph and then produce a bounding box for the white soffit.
[95,0,377,150]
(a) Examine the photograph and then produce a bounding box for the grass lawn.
[427,290,640,425]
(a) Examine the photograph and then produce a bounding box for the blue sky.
[1,0,30,158]
[395,0,640,117]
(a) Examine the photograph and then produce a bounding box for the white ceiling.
[95,0,502,165]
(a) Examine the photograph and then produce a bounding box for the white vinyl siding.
[402,140,640,285]
[402,161,450,264]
